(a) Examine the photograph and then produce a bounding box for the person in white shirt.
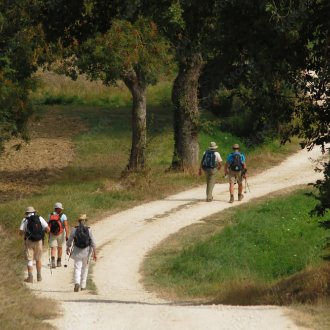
[199,142,223,202]
[66,214,97,292]
[19,206,50,283]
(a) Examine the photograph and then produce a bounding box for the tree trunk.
[171,53,204,172]
[123,71,147,172]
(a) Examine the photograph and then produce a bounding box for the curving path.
[30,147,325,330]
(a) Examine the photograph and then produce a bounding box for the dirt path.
[30,147,325,330]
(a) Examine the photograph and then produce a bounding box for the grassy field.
[0,72,302,329]
[142,188,330,328]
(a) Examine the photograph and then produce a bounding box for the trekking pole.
[64,246,72,268]
[244,176,251,193]
[48,245,52,275]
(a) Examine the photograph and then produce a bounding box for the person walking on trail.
[224,144,247,203]
[66,214,97,292]
[19,206,50,283]
[48,202,69,268]
[199,142,223,202]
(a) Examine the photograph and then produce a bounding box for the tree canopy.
[0,0,43,152]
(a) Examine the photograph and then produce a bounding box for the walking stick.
[64,246,72,268]
[48,245,52,275]
[244,176,251,193]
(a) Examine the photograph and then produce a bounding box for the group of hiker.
[199,142,247,203]
[19,203,97,292]
[19,142,244,290]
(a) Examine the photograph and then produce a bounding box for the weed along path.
[32,147,324,330]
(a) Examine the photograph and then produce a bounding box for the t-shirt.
[20,214,48,232]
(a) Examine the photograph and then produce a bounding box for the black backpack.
[74,224,91,248]
[229,152,243,171]
[201,150,217,170]
[26,215,44,241]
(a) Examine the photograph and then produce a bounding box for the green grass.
[31,71,172,108]
[143,189,329,301]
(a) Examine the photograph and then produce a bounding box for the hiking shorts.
[25,239,43,261]
[228,169,243,184]
[49,232,65,248]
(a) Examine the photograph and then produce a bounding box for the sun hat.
[25,206,36,213]
[232,144,240,149]
[208,142,218,150]
[54,202,63,210]
[77,214,88,222]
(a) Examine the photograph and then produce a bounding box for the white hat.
[25,206,36,213]
[208,142,218,150]
[54,202,63,210]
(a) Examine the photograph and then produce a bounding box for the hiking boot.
[238,194,244,201]
[37,273,42,282]
[229,195,234,203]
[24,275,33,283]
[51,260,56,268]
[206,197,213,202]
[74,284,80,292]
[80,287,86,291]
[57,259,61,267]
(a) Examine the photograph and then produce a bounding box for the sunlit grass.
[143,189,329,306]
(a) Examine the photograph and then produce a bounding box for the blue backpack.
[202,150,217,170]
[229,152,243,171]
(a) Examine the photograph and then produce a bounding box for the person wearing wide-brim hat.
[224,144,247,203]
[66,214,97,292]
[19,206,50,283]
[48,202,70,268]
[199,142,223,202]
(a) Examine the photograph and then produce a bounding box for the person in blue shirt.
[224,144,247,203]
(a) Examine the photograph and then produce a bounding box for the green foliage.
[145,189,328,297]
[0,0,43,151]
[75,18,173,86]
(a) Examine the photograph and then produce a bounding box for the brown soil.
[0,107,87,202]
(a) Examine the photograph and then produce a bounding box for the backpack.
[201,150,217,170]
[49,213,64,236]
[74,224,91,249]
[26,215,44,241]
[229,152,243,171]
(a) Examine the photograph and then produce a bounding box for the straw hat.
[208,142,218,150]
[77,214,88,222]
[232,144,240,149]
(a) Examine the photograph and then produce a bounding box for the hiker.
[19,206,50,283]
[224,144,247,203]
[48,202,69,268]
[199,141,223,202]
[66,214,97,292]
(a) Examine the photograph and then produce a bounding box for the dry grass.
[0,227,59,330]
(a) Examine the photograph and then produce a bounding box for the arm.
[89,229,97,261]
[66,228,75,254]
[224,162,229,175]
[63,220,69,240]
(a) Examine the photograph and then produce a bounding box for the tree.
[141,0,218,172]
[75,18,172,171]
[40,1,171,171]
[0,0,43,152]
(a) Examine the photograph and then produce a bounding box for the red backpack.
[49,213,64,236]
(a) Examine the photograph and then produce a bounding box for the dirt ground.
[0,109,86,202]
[24,147,326,330]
